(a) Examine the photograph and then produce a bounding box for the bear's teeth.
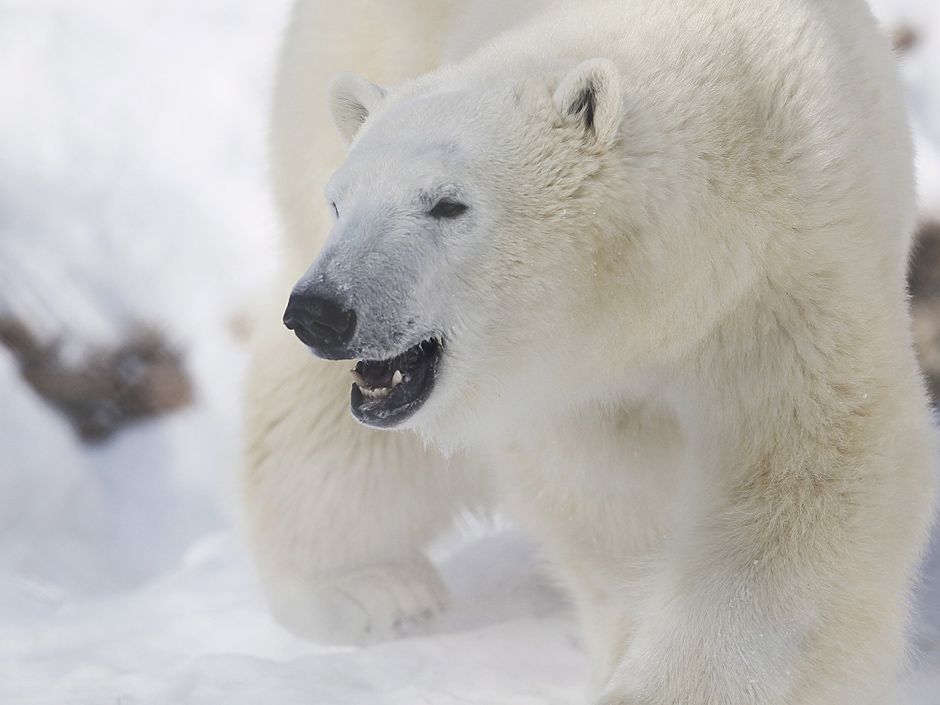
[352,369,401,395]
[357,384,390,400]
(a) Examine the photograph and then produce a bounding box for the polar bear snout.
[283,284,358,360]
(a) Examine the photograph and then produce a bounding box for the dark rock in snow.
[0,319,192,442]
[910,221,940,406]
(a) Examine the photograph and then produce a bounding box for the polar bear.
[243,0,937,702]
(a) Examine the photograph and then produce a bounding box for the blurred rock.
[892,24,919,54]
[910,221,940,405]
[227,308,257,343]
[0,320,192,442]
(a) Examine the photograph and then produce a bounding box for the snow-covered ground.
[0,1,938,703]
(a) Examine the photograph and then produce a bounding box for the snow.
[0,1,938,704]
[3,527,585,705]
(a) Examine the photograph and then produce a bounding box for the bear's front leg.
[596,432,933,705]
[241,305,487,644]
[596,571,807,705]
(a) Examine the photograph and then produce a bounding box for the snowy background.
[0,1,938,703]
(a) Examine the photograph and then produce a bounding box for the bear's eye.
[330,201,339,219]
[429,198,468,220]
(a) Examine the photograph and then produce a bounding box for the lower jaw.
[350,390,429,428]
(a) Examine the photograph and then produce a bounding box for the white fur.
[243,0,937,702]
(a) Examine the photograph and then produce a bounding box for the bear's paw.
[266,559,448,645]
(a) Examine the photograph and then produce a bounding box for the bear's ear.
[329,72,388,145]
[553,59,622,145]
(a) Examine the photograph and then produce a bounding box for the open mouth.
[350,337,442,428]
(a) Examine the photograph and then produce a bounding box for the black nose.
[283,287,357,359]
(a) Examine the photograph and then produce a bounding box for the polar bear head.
[285,59,673,446]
